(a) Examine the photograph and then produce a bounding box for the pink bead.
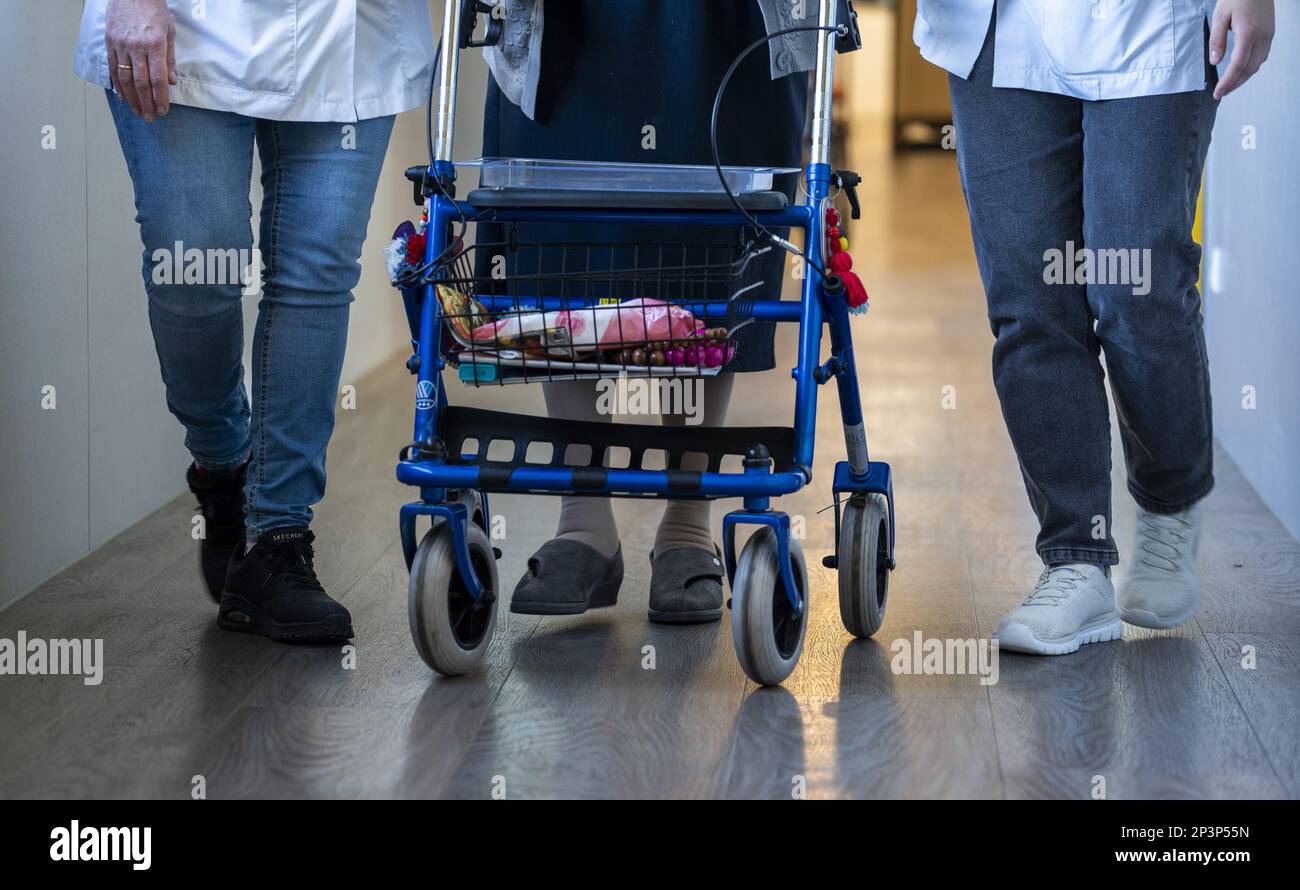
[705,346,724,367]
[684,346,700,365]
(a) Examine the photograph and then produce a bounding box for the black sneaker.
[186,461,247,603]
[217,527,354,643]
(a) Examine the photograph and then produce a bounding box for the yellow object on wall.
[1194,173,1206,305]
[1194,175,1205,246]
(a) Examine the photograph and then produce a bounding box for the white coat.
[73,0,435,122]
[914,0,1218,99]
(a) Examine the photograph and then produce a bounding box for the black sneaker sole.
[217,594,353,643]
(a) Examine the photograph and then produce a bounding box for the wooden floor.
[3,131,1297,800]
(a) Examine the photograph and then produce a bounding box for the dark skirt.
[478,0,808,372]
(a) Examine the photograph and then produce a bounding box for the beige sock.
[653,374,733,556]
[541,375,736,559]
[543,379,621,558]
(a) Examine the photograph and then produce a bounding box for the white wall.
[0,1,485,607]
[1203,6,1300,540]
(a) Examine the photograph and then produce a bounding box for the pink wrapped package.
[470,298,697,356]
[597,299,698,346]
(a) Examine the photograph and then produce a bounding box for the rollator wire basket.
[425,227,773,384]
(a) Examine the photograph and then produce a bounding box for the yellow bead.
[839,236,850,251]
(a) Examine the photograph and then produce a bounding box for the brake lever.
[835,0,862,54]
[459,0,504,49]
[835,169,862,220]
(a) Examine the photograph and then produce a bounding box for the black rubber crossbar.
[440,405,794,493]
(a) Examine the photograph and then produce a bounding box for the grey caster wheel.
[837,492,890,638]
[408,516,498,676]
[730,525,809,686]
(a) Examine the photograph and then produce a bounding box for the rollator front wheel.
[838,493,890,638]
[408,520,498,676]
[731,526,808,687]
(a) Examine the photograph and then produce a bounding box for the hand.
[106,0,177,121]
[1209,0,1275,100]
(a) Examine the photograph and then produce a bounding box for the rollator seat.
[465,187,789,212]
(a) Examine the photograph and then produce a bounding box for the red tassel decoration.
[825,207,869,314]
[405,230,426,266]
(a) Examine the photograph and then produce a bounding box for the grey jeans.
[948,25,1219,566]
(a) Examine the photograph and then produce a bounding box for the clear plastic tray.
[457,157,799,194]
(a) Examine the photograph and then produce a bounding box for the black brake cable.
[710,23,847,281]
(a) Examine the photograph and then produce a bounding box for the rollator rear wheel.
[408,520,498,676]
[731,526,808,687]
[838,493,890,638]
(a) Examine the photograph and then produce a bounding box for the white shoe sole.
[995,616,1124,656]
[1117,599,1199,630]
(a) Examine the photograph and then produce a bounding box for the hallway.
[3,137,1297,800]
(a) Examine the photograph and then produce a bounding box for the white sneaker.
[1118,505,1202,629]
[994,564,1123,655]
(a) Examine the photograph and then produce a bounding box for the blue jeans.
[108,93,394,538]
[948,26,1218,566]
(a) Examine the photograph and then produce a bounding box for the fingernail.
[1209,50,1220,64]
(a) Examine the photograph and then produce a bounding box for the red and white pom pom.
[826,207,869,315]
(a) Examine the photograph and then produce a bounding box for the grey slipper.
[648,546,725,624]
[511,539,623,616]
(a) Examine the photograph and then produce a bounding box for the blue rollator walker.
[392,0,895,686]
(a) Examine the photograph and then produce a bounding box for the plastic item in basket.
[435,284,493,343]
[470,298,698,358]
